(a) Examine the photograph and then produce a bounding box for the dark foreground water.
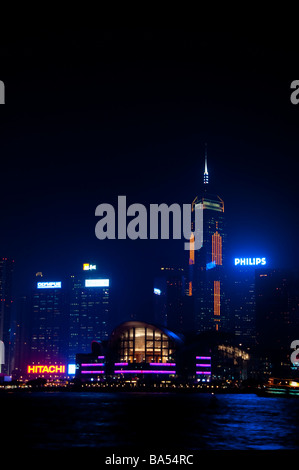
[2,391,299,451]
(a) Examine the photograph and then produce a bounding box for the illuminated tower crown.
[203,143,209,185]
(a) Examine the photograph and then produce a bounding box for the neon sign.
[114,370,176,374]
[37,282,62,289]
[83,263,96,271]
[85,279,109,287]
[234,257,266,266]
[27,365,65,374]
[68,364,76,375]
[206,261,216,270]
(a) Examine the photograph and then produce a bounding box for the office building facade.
[153,267,193,333]
[228,264,256,349]
[30,275,67,366]
[0,257,14,374]
[27,264,111,376]
[68,264,110,362]
[255,268,299,377]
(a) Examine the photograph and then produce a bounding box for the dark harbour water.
[2,391,299,453]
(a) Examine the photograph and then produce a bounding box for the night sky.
[1,28,299,320]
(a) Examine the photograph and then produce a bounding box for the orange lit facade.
[212,231,222,266]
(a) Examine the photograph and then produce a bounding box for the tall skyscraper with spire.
[188,145,227,333]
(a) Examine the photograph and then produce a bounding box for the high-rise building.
[68,264,110,362]
[228,263,256,349]
[255,268,299,376]
[13,295,31,378]
[153,267,193,333]
[27,264,111,374]
[188,147,227,333]
[0,257,14,374]
[30,275,67,366]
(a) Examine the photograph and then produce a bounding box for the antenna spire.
[204,142,209,185]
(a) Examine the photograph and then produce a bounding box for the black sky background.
[0,28,299,321]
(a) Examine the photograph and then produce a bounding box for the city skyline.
[0,30,299,322]
[2,26,299,455]
[0,28,299,376]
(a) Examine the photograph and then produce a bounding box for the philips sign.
[37,282,62,289]
[234,257,266,267]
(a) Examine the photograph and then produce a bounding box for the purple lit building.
[75,321,250,384]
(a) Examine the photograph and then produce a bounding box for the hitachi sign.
[27,365,65,374]
[234,257,266,266]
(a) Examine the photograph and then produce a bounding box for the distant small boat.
[208,393,218,408]
[257,377,299,397]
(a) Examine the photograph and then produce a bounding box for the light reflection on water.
[2,391,299,450]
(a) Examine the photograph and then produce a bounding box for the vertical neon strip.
[189,233,195,266]
[212,232,222,266]
[214,281,220,316]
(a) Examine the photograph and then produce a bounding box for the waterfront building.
[75,321,250,384]
[255,268,299,377]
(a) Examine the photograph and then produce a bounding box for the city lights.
[153,288,162,295]
[1,27,299,456]
[83,263,97,271]
[67,364,76,375]
[85,279,109,287]
[37,281,62,289]
[114,370,176,375]
[27,365,65,374]
[81,370,105,374]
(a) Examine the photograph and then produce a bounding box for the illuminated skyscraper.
[68,265,110,362]
[30,275,67,365]
[188,147,227,333]
[228,264,256,348]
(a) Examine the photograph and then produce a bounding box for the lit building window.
[116,323,177,364]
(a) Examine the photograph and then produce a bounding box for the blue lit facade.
[227,264,257,349]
